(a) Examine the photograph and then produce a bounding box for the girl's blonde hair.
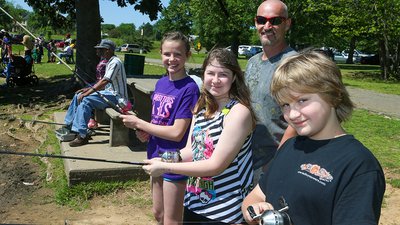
[193,48,257,128]
[271,49,354,123]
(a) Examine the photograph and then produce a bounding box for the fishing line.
[20,119,67,126]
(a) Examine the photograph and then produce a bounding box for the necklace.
[334,133,347,138]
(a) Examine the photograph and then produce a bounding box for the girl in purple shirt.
[121,31,199,225]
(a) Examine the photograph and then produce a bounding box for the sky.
[10,0,170,27]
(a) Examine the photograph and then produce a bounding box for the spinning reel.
[247,196,292,225]
[117,97,133,114]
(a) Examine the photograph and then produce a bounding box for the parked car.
[360,54,380,65]
[120,43,141,53]
[342,49,371,58]
[238,45,251,56]
[334,51,359,63]
[244,45,263,58]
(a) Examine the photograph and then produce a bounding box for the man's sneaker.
[87,118,98,129]
[69,135,89,147]
[57,62,61,64]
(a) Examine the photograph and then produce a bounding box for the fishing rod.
[21,119,67,126]
[0,150,145,166]
[0,6,132,115]
[73,67,132,115]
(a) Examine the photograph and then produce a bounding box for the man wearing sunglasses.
[245,0,297,185]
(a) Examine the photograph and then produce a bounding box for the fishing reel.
[117,97,133,114]
[247,197,292,225]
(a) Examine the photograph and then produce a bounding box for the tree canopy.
[3,0,400,80]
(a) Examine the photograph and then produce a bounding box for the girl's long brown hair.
[194,48,257,128]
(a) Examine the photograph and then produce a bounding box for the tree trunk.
[75,0,101,84]
[231,30,240,57]
[346,36,356,64]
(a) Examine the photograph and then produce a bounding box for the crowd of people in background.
[0,30,75,66]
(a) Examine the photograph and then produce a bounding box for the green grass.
[343,110,400,169]
[144,63,166,75]
[339,63,400,95]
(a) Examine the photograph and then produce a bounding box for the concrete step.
[54,112,148,186]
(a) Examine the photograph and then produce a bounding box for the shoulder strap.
[221,99,238,116]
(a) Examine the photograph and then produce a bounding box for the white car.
[334,51,358,63]
[120,43,141,53]
[238,45,251,56]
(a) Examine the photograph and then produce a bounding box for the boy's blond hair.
[271,50,354,123]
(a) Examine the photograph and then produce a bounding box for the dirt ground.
[0,77,399,225]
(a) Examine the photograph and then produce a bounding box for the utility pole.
[140,28,144,54]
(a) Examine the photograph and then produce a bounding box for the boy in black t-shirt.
[242,50,385,225]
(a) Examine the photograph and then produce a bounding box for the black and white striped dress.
[183,99,254,223]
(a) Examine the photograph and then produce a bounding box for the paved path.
[144,57,400,118]
[346,87,400,118]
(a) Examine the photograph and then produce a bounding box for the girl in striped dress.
[143,48,257,224]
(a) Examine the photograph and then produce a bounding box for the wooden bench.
[94,76,160,147]
[105,108,135,147]
[127,75,161,123]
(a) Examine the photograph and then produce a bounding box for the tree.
[370,0,400,80]
[312,0,400,79]
[190,0,258,55]
[1,0,27,32]
[22,0,162,82]
[285,0,335,50]
[155,0,192,37]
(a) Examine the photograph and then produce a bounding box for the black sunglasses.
[255,16,286,26]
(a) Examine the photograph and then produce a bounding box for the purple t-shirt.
[147,75,200,160]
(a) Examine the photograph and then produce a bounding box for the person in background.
[63,39,128,147]
[245,0,297,185]
[57,40,72,64]
[143,47,256,225]
[65,33,71,44]
[1,31,13,85]
[35,36,44,63]
[1,30,12,62]
[21,35,33,65]
[241,50,385,225]
[87,47,109,129]
[120,31,199,225]
[47,40,57,63]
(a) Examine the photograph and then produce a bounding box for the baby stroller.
[1,54,39,87]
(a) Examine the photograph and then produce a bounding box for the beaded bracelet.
[160,151,182,163]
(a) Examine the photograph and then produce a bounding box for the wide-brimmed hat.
[0,29,6,33]
[94,39,116,51]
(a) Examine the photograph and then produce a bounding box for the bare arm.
[143,103,253,177]
[179,116,196,162]
[78,79,109,102]
[278,125,297,149]
[120,114,191,142]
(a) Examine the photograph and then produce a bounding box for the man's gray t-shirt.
[245,47,296,170]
